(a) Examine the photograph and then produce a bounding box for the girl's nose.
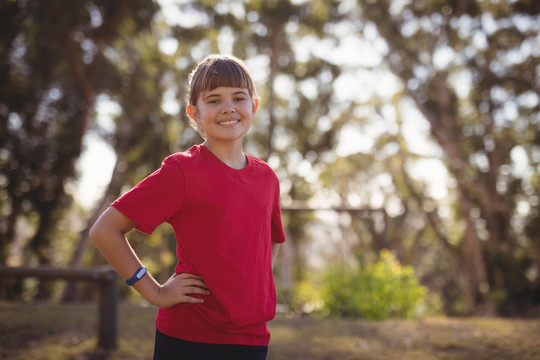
[221,100,236,113]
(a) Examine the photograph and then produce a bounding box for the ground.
[0,302,539,360]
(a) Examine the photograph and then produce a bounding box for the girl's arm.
[89,207,209,307]
[271,242,281,268]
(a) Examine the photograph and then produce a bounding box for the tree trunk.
[63,113,131,301]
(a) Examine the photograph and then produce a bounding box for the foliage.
[323,250,431,320]
[1,0,539,316]
[0,0,159,270]
[354,0,540,315]
[316,0,540,315]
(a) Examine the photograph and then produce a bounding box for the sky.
[75,99,118,209]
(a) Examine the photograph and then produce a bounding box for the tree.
[3,0,538,316]
[349,0,540,314]
[0,0,159,297]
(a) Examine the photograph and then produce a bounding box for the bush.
[322,249,429,320]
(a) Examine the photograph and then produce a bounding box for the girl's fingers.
[185,286,210,295]
[181,295,205,304]
[165,273,210,296]
[173,273,209,290]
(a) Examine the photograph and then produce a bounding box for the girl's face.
[187,86,258,145]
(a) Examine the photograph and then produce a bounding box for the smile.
[218,120,240,126]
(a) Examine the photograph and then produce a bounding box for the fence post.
[97,269,119,350]
[0,266,120,351]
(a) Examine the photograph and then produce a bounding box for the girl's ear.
[186,104,200,122]
[252,98,259,116]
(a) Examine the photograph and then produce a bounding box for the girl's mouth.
[218,120,240,126]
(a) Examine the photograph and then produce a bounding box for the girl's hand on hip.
[157,273,209,308]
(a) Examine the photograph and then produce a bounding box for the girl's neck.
[202,139,247,169]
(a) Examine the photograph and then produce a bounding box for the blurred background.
[1,0,539,320]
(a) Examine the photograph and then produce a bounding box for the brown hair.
[187,55,258,138]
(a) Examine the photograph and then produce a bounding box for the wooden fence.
[0,265,119,350]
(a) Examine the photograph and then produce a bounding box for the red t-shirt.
[111,145,286,345]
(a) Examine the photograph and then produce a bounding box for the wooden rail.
[0,265,119,350]
[282,205,385,213]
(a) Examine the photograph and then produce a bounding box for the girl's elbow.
[88,222,104,245]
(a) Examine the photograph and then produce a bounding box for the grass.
[1,302,539,360]
[269,316,540,360]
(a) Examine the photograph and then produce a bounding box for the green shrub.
[323,249,429,320]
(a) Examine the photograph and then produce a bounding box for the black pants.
[153,329,268,360]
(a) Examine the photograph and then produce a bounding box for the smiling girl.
[90,55,286,360]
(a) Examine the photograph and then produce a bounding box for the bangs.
[203,61,251,92]
[188,55,257,105]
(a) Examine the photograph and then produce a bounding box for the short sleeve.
[111,155,185,235]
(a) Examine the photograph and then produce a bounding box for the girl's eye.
[235,97,246,102]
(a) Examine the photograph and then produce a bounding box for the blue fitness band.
[124,266,147,286]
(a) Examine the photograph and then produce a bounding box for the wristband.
[124,266,147,286]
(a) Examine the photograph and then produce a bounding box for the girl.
[90,54,286,360]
